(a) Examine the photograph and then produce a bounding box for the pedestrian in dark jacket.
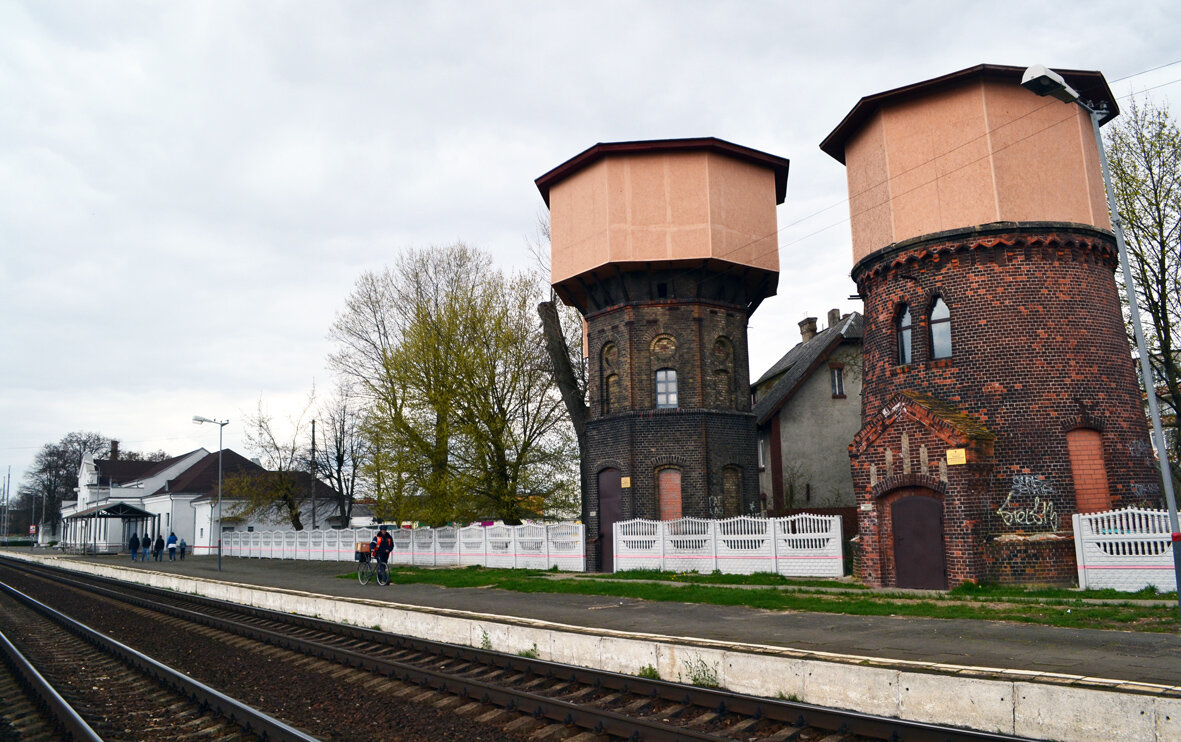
[179,538,187,560]
[141,534,150,561]
[154,534,165,561]
[129,533,140,561]
[167,532,178,561]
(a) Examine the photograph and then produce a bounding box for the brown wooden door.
[891,493,947,589]
[598,468,622,573]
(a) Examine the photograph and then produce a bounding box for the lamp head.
[1021,64,1080,104]
[193,415,211,424]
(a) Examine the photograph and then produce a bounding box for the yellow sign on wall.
[946,448,967,466]
[620,477,631,488]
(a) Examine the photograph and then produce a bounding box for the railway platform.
[5,549,1180,741]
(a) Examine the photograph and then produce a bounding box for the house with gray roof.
[753,309,862,534]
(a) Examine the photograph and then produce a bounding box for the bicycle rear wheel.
[358,560,372,585]
[376,560,389,586]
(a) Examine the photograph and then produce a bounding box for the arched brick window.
[655,368,678,408]
[930,297,952,359]
[657,467,682,520]
[896,304,913,365]
[1067,428,1111,513]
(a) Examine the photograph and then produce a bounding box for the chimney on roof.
[799,317,818,342]
[827,308,841,328]
[110,440,120,461]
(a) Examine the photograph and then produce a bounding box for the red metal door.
[891,492,947,589]
[598,469,622,573]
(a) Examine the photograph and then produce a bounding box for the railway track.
[0,577,316,741]
[0,557,1033,741]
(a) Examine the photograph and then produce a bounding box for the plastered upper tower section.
[820,64,1118,263]
[535,138,789,313]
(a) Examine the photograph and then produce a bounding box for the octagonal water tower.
[537,137,789,571]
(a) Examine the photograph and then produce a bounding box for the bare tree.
[313,379,367,523]
[1108,97,1181,484]
[232,395,317,530]
[19,431,109,537]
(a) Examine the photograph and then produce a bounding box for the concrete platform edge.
[8,552,1177,742]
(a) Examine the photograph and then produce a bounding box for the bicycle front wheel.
[376,561,389,586]
[358,560,372,585]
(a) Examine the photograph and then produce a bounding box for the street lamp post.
[193,416,229,571]
[1022,65,1181,617]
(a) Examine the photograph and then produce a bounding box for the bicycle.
[355,546,390,586]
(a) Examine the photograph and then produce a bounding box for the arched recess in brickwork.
[1067,428,1111,513]
[709,336,736,409]
[656,467,682,521]
[600,342,620,415]
[722,465,743,517]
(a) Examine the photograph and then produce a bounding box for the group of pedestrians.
[128,531,187,562]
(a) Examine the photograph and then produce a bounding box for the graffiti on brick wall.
[1128,440,1154,461]
[996,475,1060,531]
[1131,482,1161,502]
[708,495,722,518]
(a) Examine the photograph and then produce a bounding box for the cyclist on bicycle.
[371,525,394,568]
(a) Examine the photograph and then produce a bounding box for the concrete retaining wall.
[8,552,1178,741]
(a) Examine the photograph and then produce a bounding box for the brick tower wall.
[851,222,1161,586]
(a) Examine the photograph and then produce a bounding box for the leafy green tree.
[1107,97,1181,485]
[330,243,577,524]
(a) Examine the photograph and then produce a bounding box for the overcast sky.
[2,1,1179,493]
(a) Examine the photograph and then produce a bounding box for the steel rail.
[5,557,1034,741]
[0,580,319,742]
[0,625,102,742]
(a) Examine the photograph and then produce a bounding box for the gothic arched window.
[930,297,952,359]
[897,304,913,365]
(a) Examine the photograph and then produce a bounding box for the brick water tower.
[820,64,1160,588]
[536,138,790,570]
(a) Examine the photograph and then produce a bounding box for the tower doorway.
[891,490,947,589]
[598,468,622,572]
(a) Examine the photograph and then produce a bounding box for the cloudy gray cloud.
[2,0,1179,487]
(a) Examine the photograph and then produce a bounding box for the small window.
[247,526,254,533]
[830,366,845,397]
[655,368,678,408]
[930,297,952,359]
[897,304,913,364]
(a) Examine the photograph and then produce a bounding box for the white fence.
[1072,507,1177,592]
[613,514,844,577]
[223,523,585,572]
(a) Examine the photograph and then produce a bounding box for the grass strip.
[341,566,1177,633]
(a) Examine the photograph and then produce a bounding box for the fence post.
[1072,512,1087,590]
[511,525,518,569]
[770,517,779,575]
[712,519,720,573]
[545,525,551,569]
[659,520,666,572]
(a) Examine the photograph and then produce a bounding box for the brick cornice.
[851,221,1118,287]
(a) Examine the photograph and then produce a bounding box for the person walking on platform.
[129,532,140,561]
[167,532,178,561]
[154,534,165,561]
[179,538,187,560]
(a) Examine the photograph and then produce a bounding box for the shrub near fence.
[1072,507,1178,592]
[614,514,844,577]
[223,523,586,572]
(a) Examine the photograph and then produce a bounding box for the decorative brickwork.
[850,222,1160,587]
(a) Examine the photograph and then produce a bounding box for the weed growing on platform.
[517,643,540,659]
[637,665,660,680]
[480,628,492,650]
[679,656,719,688]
